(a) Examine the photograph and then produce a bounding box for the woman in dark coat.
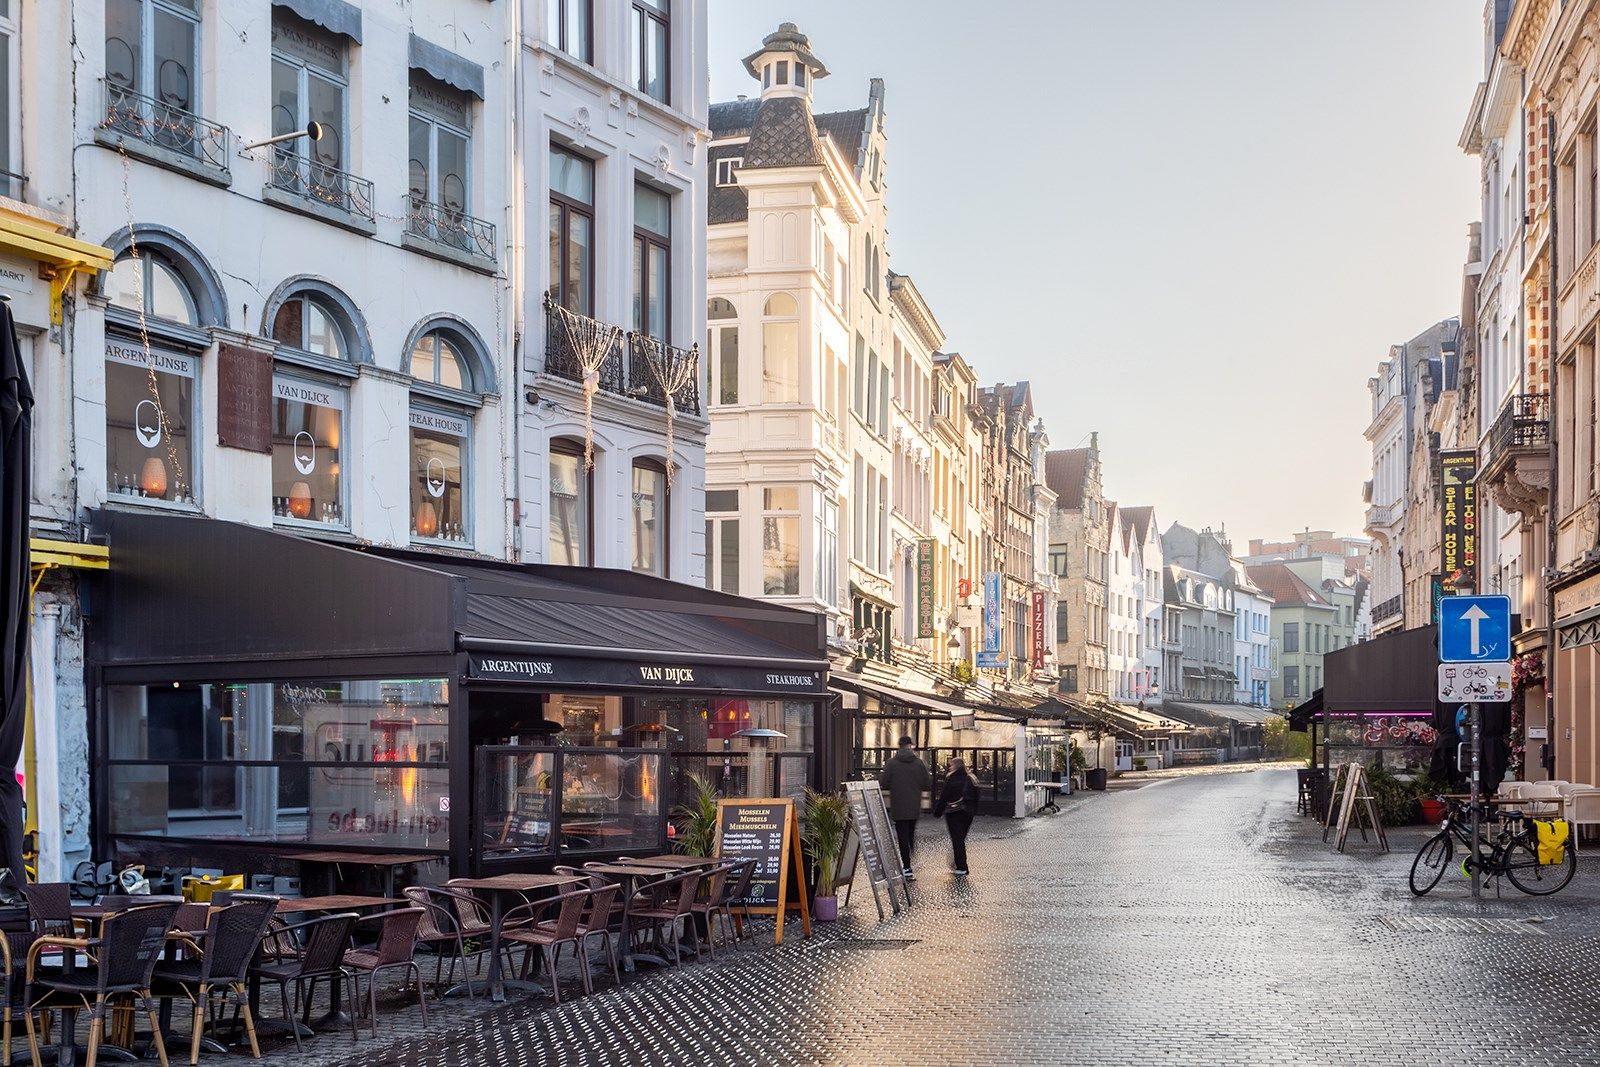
[932,757,981,876]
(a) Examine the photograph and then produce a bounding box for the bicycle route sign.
[1437,661,1512,703]
[1438,594,1511,663]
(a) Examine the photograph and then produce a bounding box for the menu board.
[843,781,912,919]
[715,798,811,945]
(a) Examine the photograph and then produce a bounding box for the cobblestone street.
[225,767,1600,1066]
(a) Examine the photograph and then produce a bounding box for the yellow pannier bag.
[181,874,244,902]
[1535,819,1570,866]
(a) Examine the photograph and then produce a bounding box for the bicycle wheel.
[1410,831,1452,896]
[1505,839,1577,896]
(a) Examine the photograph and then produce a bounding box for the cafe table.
[250,895,402,1037]
[577,863,681,972]
[443,874,584,1002]
[631,854,718,870]
[285,851,443,898]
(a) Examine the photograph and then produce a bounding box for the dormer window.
[775,60,788,85]
[715,156,743,186]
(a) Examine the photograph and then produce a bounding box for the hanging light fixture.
[416,500,439,538]
[288,480,313,519]
[139,456,169,499]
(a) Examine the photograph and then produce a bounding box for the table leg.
[311,973,352,1029]
[243,976,310,1044]
[488,891,552,1000]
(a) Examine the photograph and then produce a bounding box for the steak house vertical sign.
[1440,450,1477,592]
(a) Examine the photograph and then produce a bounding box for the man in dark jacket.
[879,736,931,880]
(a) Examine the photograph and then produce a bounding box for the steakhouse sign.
[1439,450,1477,592]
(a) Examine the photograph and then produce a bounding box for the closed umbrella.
[0,298,31,883]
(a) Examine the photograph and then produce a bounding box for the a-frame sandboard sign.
[714,797,811,945]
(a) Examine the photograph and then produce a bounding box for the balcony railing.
[102,80,231,174]
[628,333,701,416]
[1488,392,1550,458]
[542,295,625,396]
[1373,595,1402,623]
[1365,502,1397,530]
[269,147,375,223]
[404,195,497,264]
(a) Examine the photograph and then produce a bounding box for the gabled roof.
[709,98,760,137]
[813,108,868,168]
[1245,563,1331,608]
[1045,448,1091,508]
[1120,506,1156,545]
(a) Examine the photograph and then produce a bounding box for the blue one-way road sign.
[1439,594,1511,663]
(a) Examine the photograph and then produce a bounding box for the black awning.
[89,511,828,695]
[1324,624,1438,714]
[830,674,978,720]
[1289,689,1324,732]
[409,34,485,99]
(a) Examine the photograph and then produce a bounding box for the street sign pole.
[1469,702,1481,901]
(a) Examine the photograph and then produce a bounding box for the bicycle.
[1409,795,1577,897]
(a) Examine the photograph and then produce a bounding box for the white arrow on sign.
[1462,603,1489,656]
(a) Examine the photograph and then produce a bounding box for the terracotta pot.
[813,894,839,921]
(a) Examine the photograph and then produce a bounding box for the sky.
[708,0,1485,545]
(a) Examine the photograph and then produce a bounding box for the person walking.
[879,735,931,880]
[933,757,980,876]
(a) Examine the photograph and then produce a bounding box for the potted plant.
[671,773,720,856]
[1070,743,1088,778]
[801,788,851,921]
[1051,746,1069,783]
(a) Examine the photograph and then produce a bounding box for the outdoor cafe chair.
[401,887,479,997]
[247,911,360,1052]
[1565,790,1600,850]
[342,907,429,1038]
[571,884,621,989]
[687,863,738,961]
[721,859,756,943]
[556,866,626,922]
[438,883,518,981]
[23,900,180,1067]
[1521,782,1563,816]
[624,872,701,969]
[22,884,87,942]
[153,897,277,1065]
[498,889,590,1003]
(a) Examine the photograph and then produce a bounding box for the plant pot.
[1418,798,1447,825]
[813,894,839,921]
[1086,768,1108,791]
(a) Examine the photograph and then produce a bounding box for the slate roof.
[1045,448,1091,508]
[814,108,867,165]
[743,96,822,169]
[709,98,759,137]
[707,142,748,226]
[1245,563,1330,608]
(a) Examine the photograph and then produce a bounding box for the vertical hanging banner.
[981,572,1003,653]
[916,539,936,639]
[1031,590,1046,668]
[1440,450,1478,592]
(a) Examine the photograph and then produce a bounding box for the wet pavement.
[245,767,1600,1066]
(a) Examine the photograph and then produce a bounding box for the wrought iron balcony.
[269,147,375,223]
[627,333,701,416]
[404,195,497,264]
[1488,392,1550,458]
[101,80,231,175]
[542,294,625,396]
[1373,595,1402,623]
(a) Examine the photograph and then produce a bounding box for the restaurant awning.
[88,510,828,696]
[829,673,979,723]
[1324,624,1439,714]
[1288,689,1324,732]
[1163,701,1276,727]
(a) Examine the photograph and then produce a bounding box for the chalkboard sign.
[843,781,912,918]
[715,798,811,945]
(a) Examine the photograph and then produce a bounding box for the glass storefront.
[477,747,663,865]
[105,677,451,852]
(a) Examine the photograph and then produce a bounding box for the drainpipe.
[29,603,61,883]
[1545,112,1560,777]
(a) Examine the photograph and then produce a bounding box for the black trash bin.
[1086,767,1108,791]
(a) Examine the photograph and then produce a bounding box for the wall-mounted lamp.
[242,121,325,153]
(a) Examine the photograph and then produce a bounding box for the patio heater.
[733,727,787,798]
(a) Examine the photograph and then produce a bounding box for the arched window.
[631,458,668,577]
[105,253,198,325]
[549,438,591,566]
[761,292,798,404]
[272,292,352,362]
[707,297,738,406]
[410,330,469,390]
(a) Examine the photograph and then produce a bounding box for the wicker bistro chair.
[247,912,360,1052]
[497,890,590,1004]
[721,859,757,942]
[687,863,745,960]
[153,898,277,1065]
[342,908,429,1038]
[569,884,621,990]
[24,900,181,1067]
[400,888,479,997]
[436,884,518,985]
[624,872,701,969]
[22,883,87,942]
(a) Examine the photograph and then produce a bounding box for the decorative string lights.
[546,295,624,471]
[633,332,700,487]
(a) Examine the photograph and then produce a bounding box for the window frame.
[706,298,738,406]
[547,0,593,64]
[630,0,670,105]
[0,0,20,195]
[105,0,202,114]
[408,404,472,547]
[704,487,739,596]
[630,457,670,578]
[548,437,593,567]
[409,329,472,393]
[549,145,596,316]
[270,14,349,178]
[105,252,200,327]
[714,156,743,187]
[633,182,671,341]
[761,292,800,404]
[271,291,354,367]
[408,78,473,216]
[269,371,350,530]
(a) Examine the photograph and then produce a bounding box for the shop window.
[762,486,799,596]
[104,678,450,850]
[630,0,669,104]
[761,292,798,403]
[547,0,592,62]
[104,334,196,505]
[633,182,670,340]
[631,459,668,577]
[271,373,346,527]
[549,145,595,315]
[705,488,739,595]
[410,408,468,544]
[548,438,591,566]
[706,297,738,405]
